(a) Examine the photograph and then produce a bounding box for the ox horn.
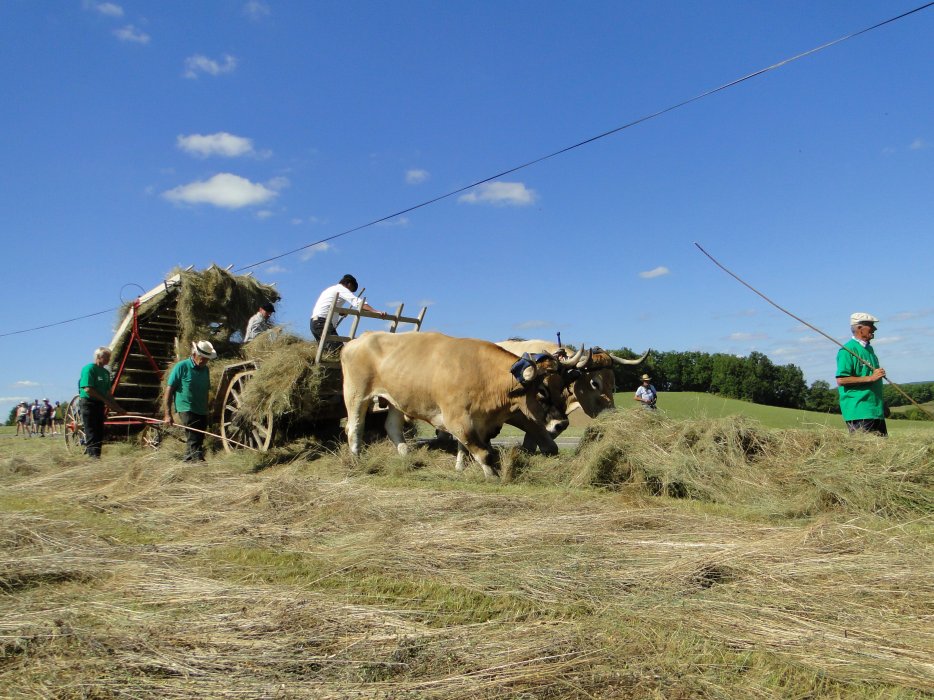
[610,350,650,366]
[558,344,585,367]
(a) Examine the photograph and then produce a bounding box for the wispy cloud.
[300,242,332,261]
[265,264,287,274]
[184,54,237,79]
[376,216,409,227]
[459,181,536,206]
[910,138,929,150]
[85,1,124,17]
[872,336,902,345]
[638,266,670,279]
[891,308,934,321]
[515,319,550,330]
[0,395,30,403]
[162,173,277,209]
[114,25,150,44]
[255,210,274,220]
[727,332,768,342]
[405,169,429,184]
[243,1,271,20]
[177,132,257,158]
[14,380,39,387]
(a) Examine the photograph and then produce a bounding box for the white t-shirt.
[311,283,362,322]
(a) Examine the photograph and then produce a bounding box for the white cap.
[850,312,879,326]
[192,340,218,359]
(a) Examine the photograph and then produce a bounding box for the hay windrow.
[571,410,934,517]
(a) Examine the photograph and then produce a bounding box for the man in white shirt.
[310,274,386,350]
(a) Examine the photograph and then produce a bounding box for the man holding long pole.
[835,312,887,437]
[164,341,217,461]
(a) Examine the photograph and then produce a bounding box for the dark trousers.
[79,398,106,458]
[845,419,888,437]
[310,317,342,351]
[179,412,208,461]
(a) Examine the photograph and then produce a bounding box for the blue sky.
[2,1,932,419]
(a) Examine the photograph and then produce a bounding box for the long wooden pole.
[133,415,261,453]
[694,242,934,420]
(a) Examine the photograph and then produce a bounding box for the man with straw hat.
[835,312,887,436]
[164,340,217,461]
[634,373,657,410]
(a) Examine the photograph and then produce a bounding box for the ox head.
[509,346,587,437]
[559,347,650,418]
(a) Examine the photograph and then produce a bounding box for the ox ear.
[521,365,538,383]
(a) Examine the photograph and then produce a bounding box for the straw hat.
[641,374,652,381]
[192,340,218,359]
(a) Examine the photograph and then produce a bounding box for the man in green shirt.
[78,346,126,457]
[164,340,217,461]
[835,312,887,436]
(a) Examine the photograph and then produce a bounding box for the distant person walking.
[52,401,64,435]
[836,312,887,436]
[244,301,276,343]
[15,402,29,437]
[39,398,53,437]
[164,340,216,462]
[634,374,657,410]
[78,347,126,458]
[309,274,387,351]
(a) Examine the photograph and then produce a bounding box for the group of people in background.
[72,279,892,462]
[14,398,63,437]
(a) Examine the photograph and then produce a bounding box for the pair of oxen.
[341,332,647,477]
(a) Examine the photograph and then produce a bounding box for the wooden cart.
[64,272,426,454]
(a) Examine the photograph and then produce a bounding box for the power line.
[2,1,931,340]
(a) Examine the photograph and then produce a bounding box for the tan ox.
[341,332,583,477]
[496,339,648,451]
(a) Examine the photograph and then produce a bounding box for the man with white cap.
[835,312,887,436]
[164,340,217,461]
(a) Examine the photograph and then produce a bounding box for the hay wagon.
[63,266,426,453]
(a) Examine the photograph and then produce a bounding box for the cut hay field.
[1,410,932,699]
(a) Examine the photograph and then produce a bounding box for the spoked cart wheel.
[220,370,274,452]
[63,395,85,451]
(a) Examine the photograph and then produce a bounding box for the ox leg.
[385,406,408,455]
[344,397,369,456]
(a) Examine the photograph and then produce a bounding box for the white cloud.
[0,395,30,403]
[184,54,237,79]
[15,380,40,387]
[872,336,901,345]
[406,169,429,184]
[255,210,274,219]
[243,1,271,19]
[515,319,550,330]
[459,181,536,206]
[892,308,934,321]
[909,138,929,150]
[85,1,124,17]
[300,242,332,261]
[265,264,287,274]
[114,24,150,44]
[267,176,290,191]
[162,173,278,209]
[638,266,670,279]
[177,132,255,158]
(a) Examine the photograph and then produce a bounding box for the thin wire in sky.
[2,1,932,340]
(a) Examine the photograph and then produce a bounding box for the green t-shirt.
[78,363,112,400]
[836,339,884,421]
[167,358,211,415]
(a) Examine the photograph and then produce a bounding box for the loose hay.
[1,420,932,698]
